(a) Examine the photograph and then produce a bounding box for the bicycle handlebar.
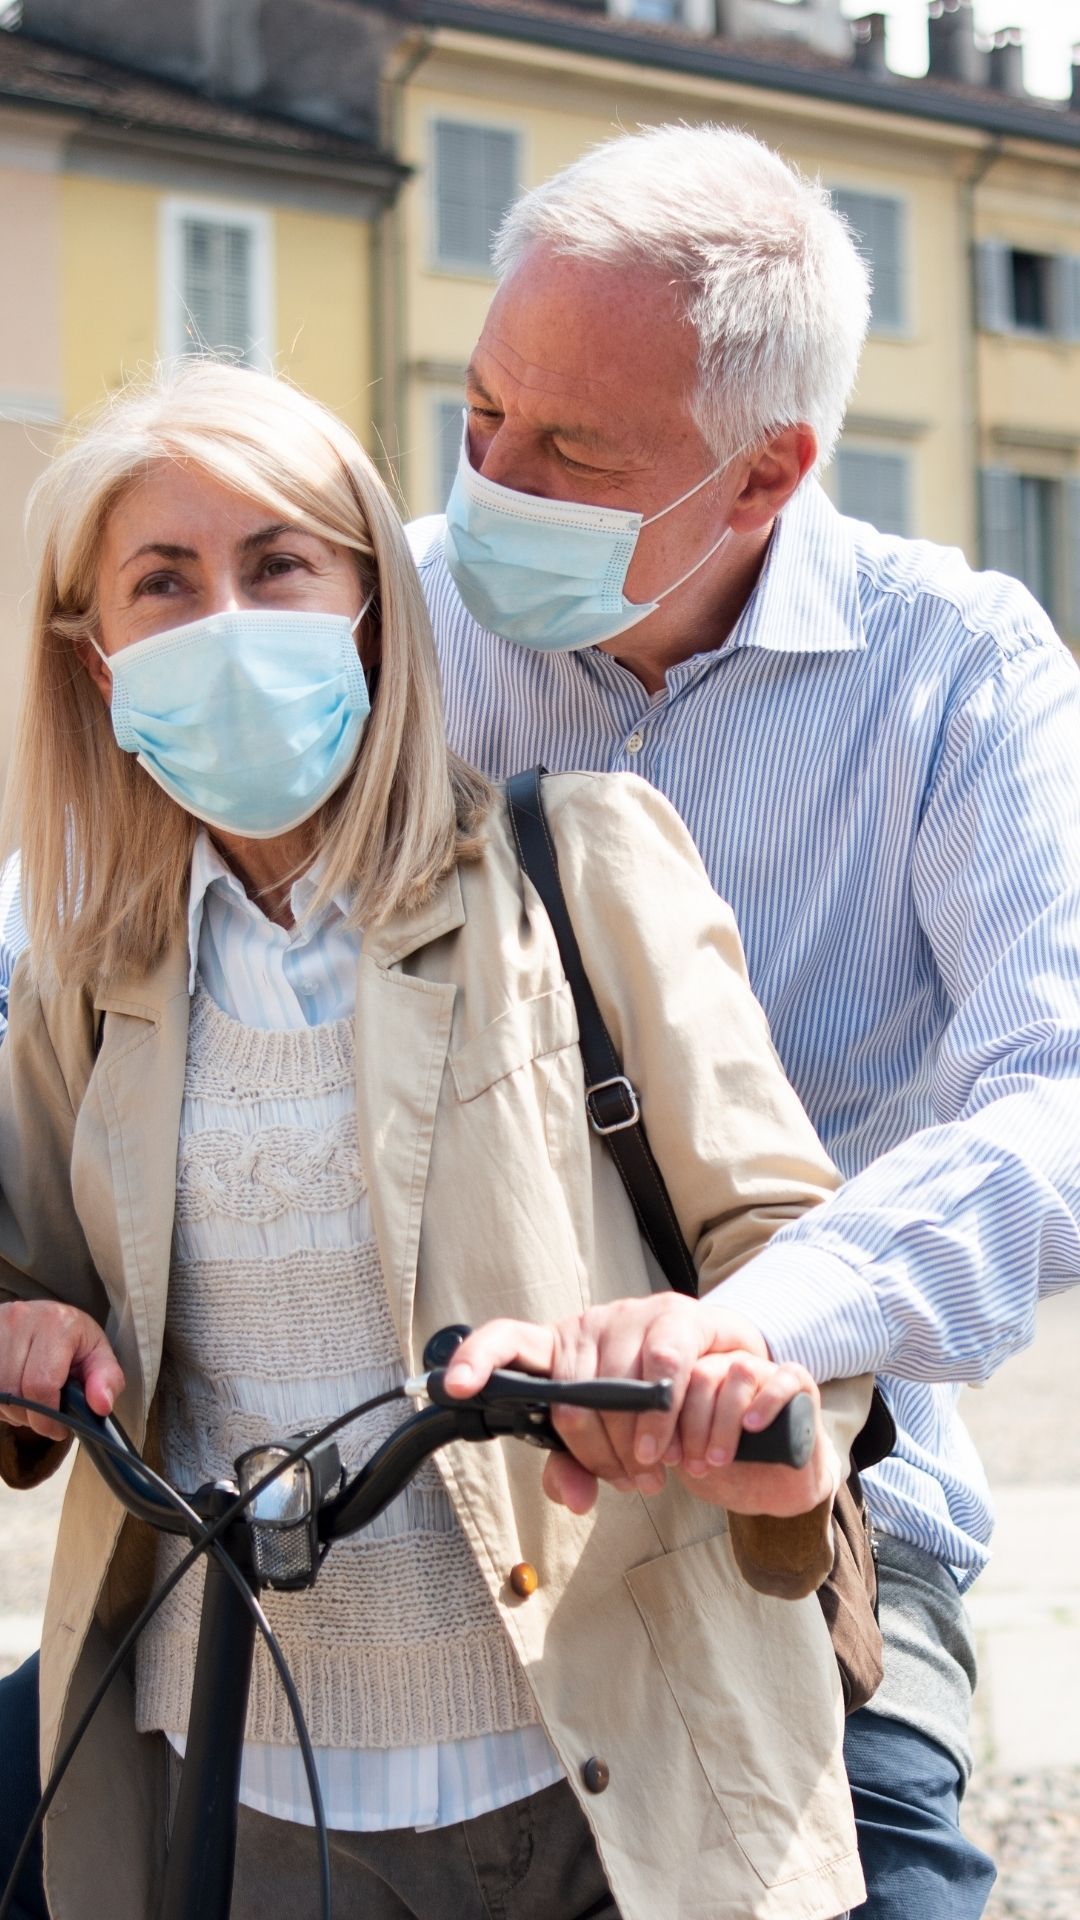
[56,1349,813,1552]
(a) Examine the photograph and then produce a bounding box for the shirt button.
[625,731,644,754]
[581,1756,610,1794]
[509,1562,539,1598]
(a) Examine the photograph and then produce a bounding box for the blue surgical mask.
[93,602,372,838]
[444,425,731,651]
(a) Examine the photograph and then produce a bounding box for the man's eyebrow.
[464,367,617,455]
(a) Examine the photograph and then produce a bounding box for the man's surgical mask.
[92,602,372,838]
[444,423,732,651]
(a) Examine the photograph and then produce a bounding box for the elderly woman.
[0,363,869,1920]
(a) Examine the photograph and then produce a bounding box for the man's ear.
[72,634,113,705]
[728,425,818,534]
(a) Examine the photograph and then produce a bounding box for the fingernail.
[685,1459,709,1478]
[706,1446,730,1466]
[612,1476,635,1493]
[446,1363,474,1389]
[662,1443,682,1466]
[635,1435,658,1464]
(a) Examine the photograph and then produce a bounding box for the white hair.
[492,123,871,467]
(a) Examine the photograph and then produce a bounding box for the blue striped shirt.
[409,477,1080,1589]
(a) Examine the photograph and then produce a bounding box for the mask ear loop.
[641,443,753,606]
[350,589,376,637]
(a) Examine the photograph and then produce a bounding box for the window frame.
[159,196,274,370]
[426,112,524,281]
[431,391,466,515]
[829,183,911,339]
[830,441,915,539]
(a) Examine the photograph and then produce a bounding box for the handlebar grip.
[733,1392,815,1470]
[425,1367,673,1415]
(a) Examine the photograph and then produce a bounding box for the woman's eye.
[260,554,303,579]
[134,573,179,597]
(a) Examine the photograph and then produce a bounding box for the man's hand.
[0,1301,124,1443]
[441,1296,838,1518]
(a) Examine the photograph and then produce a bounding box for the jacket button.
[581,1756,610,1794]
[509,1561,538,1598]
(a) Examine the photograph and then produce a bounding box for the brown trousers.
[166,1750,619,1920]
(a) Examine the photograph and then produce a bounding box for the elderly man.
[1,122,1078,1918]
[400,125,1080,1918]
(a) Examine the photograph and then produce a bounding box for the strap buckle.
[585,1076,641,1136]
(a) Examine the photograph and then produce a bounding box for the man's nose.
[470,422,552,500]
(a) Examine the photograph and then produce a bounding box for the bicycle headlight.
[236,1434,342,1591]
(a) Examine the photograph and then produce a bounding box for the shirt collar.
[185,830,350,995]
[722,476,867,659]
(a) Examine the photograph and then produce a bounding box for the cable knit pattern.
[135,981,537,1750]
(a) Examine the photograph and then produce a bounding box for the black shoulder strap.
[506,767,699,1297]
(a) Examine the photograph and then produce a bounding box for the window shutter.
[1063,476,1080,641]
[433,122,518,270]
[1050,255,1080,343]
[974,241,1012,333]
[834,448,910,536]
[978,467,1024,579]
[434,399,464,508]
[832,189,905,331]
[181,218,254,359]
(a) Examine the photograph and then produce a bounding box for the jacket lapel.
[87,935,191,1433]
[354,869,464,1369]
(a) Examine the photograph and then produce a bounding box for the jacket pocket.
[624,1529,855,1889]
[450,983,579,1101]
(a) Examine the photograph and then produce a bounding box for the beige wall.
[0,116,64,795]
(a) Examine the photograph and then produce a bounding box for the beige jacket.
[0,773,869,1920]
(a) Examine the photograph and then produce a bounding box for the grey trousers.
[166,1750,619,1920]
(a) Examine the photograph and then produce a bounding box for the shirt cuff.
[708,1244,892,1381]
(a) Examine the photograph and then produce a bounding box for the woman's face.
[82,460,374,697]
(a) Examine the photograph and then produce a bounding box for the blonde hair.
[4,360,490,992]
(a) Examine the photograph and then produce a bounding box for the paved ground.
[957,1287,1080,1917]
[2,1291,1079,1911]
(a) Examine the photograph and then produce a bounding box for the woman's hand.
[0,1301,125,1443]
[441,1298,839,1519]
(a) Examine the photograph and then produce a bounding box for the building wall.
[58,176,376,434]
[0,112,65,790]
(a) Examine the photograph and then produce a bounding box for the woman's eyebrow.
[120,541,198,570]
[236,521,318,554]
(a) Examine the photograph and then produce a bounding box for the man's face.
[464,246,740,617]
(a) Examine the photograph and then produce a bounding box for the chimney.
[851,12,889,78]
[988,27,1025,99]
[927,0,988,89]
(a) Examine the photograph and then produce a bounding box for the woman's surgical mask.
[444,422,732,651]
[91,601,372,838]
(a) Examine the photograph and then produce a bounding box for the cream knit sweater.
[134,983,537,1749]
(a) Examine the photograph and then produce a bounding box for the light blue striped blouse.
[408,477,1080,1590]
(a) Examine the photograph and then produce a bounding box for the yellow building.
[4,0,1080,796]
[384,2,1080,647]
[0,25,402,780]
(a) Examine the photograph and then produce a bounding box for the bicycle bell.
[236,1432,343,1590]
